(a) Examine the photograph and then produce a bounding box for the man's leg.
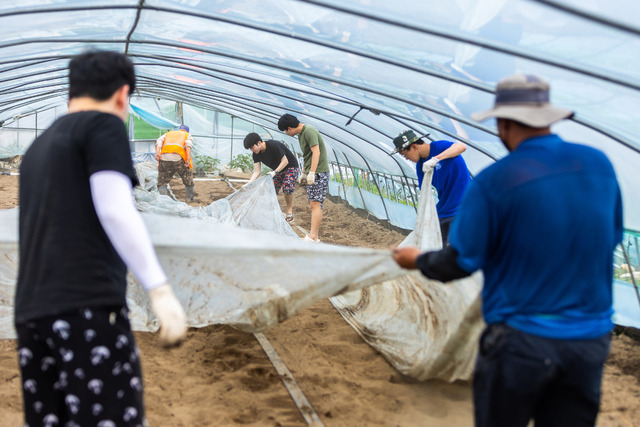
[178,162,196,201]
[533,334,610,427]
[308,201,322,240]
[16,322,65,427]
[473,324,553,427]
[284,193,294,215]
[439,216,454,246]
[280,167,298,216]
[157,160,176,195]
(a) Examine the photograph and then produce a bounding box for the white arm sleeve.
[90,170,167,291]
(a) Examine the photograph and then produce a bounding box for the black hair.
[243,132,262,150]
[277,113,299,131]
[68,50,136,101]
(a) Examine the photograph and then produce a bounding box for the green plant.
[193,155,220,173]
[228,153,254,172]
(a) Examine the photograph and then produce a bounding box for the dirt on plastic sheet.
[0,174,638,426]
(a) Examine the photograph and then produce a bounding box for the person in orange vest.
[155,124,195,201]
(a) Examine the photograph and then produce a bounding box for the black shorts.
[16,306,146,426]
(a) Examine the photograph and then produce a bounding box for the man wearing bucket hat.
[392,74,622,426]
[390,130,470,245]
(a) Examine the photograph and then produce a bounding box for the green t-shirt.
[298,124,329,173]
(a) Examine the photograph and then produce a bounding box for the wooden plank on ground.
[254,332,325,427]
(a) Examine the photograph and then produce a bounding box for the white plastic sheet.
[0,162,484,382]
[0,164,405,338]
[330,168,485,382]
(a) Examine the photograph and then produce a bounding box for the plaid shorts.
[306,171,330,203]
[274,167,299,194]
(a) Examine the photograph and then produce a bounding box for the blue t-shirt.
[449,134,623,340]
[416,140,471,218]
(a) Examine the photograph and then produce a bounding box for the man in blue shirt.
[390,130,470,245]
[392,74,623,427]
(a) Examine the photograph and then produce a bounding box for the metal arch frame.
[0,93,66,118]
[530,0,640,36]
[135,83,417,192]
[0,3,634,154]
[0,87,66,108]
[0,66,67,85]
[330,150,350,201]
[0,38,499,138]
[1,2,637,90]
[133,63,496,169]
[0,91,67,120]
[0,87,65,107]
[133,87,418,217]
[130,58,500,159]
[294,0,640,90]
[0,57,62,76]
[0,102,64,129]
[124,0,145,54]
[0,35,636,155]
[135,74,463,190]
[1,77,67,97]
[130,88,482,203]
[132,84,425,215]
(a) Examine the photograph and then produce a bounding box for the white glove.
[423,157,440,172]
[267,170,277,177]
[297,172,303,184]
[149,283,187,348]
[306,171,316,185]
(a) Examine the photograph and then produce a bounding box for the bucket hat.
[389,130,429,155]
[471,74,573,127]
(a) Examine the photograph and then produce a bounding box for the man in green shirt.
[278,114,330,243]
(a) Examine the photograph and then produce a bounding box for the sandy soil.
[0,174,639,426]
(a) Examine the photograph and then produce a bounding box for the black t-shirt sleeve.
[84,113,139,187]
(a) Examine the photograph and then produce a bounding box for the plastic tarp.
[330,168,485,382]
[0,163,406,339]
[130,103,180,130]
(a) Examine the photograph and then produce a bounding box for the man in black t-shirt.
[16,50,187,426]
[243,132,300,222]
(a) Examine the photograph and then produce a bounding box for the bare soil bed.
[0,174,638,426]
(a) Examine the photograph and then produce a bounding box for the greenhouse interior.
[0,0,639,426]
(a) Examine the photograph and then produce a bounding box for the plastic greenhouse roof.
[0,0,639,230]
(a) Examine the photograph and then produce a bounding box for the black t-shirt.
[251,140,298,171]
[15,111,139,324]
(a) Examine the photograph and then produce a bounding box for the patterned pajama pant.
[273,167,299,194]
[16,306,146,427]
